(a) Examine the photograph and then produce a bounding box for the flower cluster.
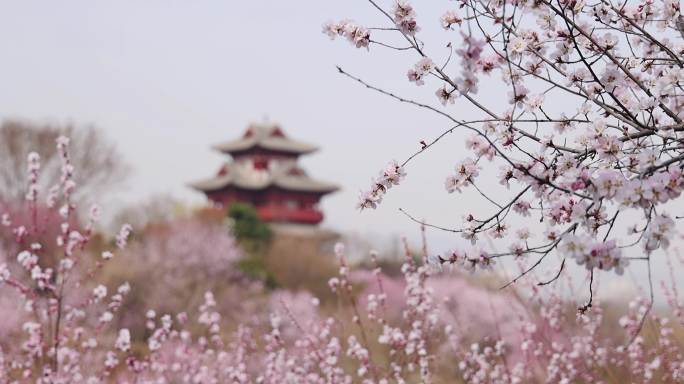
[357,160,406,210]
[392,0,419,35]
[407,57,434,86]
[440,10,462,30]
[562,234,627,274]
[429,247,495,273]
[322,20,370,49]
[25,152,40,202]
[643,214,676,253]
[444,157,480,193]
[453,35,486,95]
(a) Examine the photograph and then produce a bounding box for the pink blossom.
[357,160,406,210]
[445,158,479,193]
[322,20,370,49]
[440,10,462,30]
[392,0,419,35]
[115,223,132,249]
[407,57,434,86]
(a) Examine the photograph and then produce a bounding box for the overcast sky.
[0,1,680,302]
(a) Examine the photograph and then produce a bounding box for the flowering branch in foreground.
[326,1,684,310]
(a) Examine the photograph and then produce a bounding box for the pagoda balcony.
[256,205,324,225]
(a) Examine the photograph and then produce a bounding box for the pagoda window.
[287,167,305,176]
[253,157,269,170]
[285,200,299,210]
[216,164,229,176]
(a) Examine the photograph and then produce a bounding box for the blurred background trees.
[0,120,128,272]
[0,119,128,202]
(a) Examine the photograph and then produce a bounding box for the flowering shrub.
[325,0,684,317]
[104,216,260,330]
[0,137,134,382]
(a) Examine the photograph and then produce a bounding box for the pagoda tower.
[190,122,339,225]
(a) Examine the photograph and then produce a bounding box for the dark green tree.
[227,203,276,288]
[228,203,272,247]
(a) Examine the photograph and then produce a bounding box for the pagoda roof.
[212,123,318,155]
[189,163,339,194]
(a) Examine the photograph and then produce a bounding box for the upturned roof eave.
[211,142,319,155]
[188,176,339,194]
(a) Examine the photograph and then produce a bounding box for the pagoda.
[190,122,339,225]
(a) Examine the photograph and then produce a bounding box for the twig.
[578,268,594,314]
[537,258,566,286]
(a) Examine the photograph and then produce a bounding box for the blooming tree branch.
[325,0,684,312]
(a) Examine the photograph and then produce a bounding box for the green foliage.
[227,202,272,249]
[227,202,276,288]
[235,256,279,289]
